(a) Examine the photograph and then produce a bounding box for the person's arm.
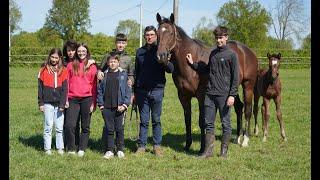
[229,53,240,97]
[59,70,68,111]
[127,56,135,86]
[163,61,174,73]
[90,65,98,111]
[38,70,44,112]
[97,75,105,108]
[186,53,209,73]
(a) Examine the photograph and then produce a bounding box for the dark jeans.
[63,111,80,148]
[64,97,92,151]
[204,94,231,136]
[102,108,125,152]
[136,88,164,147]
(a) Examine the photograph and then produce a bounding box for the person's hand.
[59,107,64,112]
[186,53,193,64]
[39,106,44,112]
[90,105,96,113]
[131,94,136,105]
[65,102,69,109]
[86,59,95,69]
[127,79,132,88]
[227,96,235,106]
[117,105,126,113]
[97,71,104,80]
[99,106,104,111]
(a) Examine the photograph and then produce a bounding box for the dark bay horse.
[253,53,287,142]
[156,13,258,152]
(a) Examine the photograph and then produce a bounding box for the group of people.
[37,25,238,159]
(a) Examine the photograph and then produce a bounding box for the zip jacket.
[38,67,68,109]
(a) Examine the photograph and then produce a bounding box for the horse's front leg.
[178,92,192,151]
[253,93,260,136]
[262,98,270,142]
[274,96,287,141]
[197,95,205,154]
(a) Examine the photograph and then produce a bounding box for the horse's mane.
[159,17,207,49]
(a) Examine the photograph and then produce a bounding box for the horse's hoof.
[236,136,242,145]
[262,136,267,142]
[241,135,249,147]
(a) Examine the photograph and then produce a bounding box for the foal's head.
[267,52,281,81]
[156,13,177,65]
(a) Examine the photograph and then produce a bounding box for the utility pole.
[139,1,143,47]
[173,0,179,25]
[9,20,11,63]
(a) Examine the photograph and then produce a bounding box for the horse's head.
[267,52,281,81]
[156,13,177,65]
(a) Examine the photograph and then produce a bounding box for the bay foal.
[253,53,287,142]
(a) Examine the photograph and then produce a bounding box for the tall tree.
[44,0,91,41]
[216,0,271,48]
[192,17,215,47]
[270,0,307,41]
[115,19,140,40]
[9,0,22,34]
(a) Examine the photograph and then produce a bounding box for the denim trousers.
[43,103,64,151]
[204,94,232,136]
[136,88,164,147]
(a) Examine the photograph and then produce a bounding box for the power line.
[143,0,169,14]
[92,4,139,22]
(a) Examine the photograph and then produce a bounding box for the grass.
[9,67,310,179]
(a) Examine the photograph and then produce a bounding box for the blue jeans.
[43,104,64,151]
[136,88,164,147]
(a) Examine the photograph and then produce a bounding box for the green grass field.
[9,67,310,179]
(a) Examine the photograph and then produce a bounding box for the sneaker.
[78,150,85,157]
[153,146,163,157]
[57,149,64,155]
[45,150,53,155]
[67,151,76,155]
[103,151,114,159]
[135,147,146,155]
[117,151,125,158]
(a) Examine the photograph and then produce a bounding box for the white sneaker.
[45,150,52,155]
[103,151,114,159]
[117,151,125,158]
[67,151,76,155]
[78,150,85,157]
[57,149,64,155]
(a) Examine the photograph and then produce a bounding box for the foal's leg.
[253,93,260,136]
[178,92,192,151]
[274,95,287,141]
[242,82,254,147]
[262,98,270,142]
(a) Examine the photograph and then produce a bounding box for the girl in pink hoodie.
[64,43,97,157]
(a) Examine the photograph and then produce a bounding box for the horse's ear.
[278,53,281,59]
[267,52,271,59]
[170,13,175,24]
[156,13,162,23]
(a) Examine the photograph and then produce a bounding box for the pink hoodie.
[67,60,97,107]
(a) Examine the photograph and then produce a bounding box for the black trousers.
[64,97,92,151]
[102,108,125,152]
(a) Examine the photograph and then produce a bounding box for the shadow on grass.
[88,137,138,153]
[18,134,43,151]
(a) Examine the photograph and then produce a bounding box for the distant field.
[9,67,310,179]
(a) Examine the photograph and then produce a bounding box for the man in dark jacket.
[186,26,239,158]
[133,26,174,156]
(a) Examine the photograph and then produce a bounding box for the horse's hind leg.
[274,96,287,141]
[178,92,192,151]
[234,94,243,145]
[242,81,254,147]
[253,93,260,136]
